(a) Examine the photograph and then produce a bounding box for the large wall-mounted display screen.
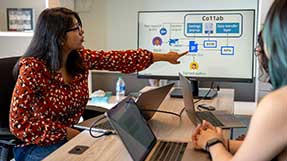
[138,10,255,82]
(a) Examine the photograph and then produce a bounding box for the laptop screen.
[179,73,195,112]
[179,73,199,125]
[106,97,157,161]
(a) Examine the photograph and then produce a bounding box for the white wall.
[76,0,107,50]
[0,0,46,31]
[49,0,74,9]
[0,36,32,58]
[77,0,259,50]
[0,0,75,31]
[0,0,74,58]
[0,0,46,58]
[259,0,274,26]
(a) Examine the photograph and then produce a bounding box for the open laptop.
[93,83,174,130]
[179,73,246,128]
[106,97,191,161]
[135,82,174,120]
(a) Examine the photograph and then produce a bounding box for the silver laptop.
[106,97,189,161]
[92,83,174,130]
[179,73,246,128]
[135,83,174,120]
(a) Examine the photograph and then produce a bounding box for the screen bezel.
[137,9,256,83]
[106,97,157,161]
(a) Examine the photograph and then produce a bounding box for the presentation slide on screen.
[138,10,255,79]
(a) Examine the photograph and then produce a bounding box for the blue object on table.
[90,91,112,103]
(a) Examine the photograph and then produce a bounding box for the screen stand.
[170,80,218,99]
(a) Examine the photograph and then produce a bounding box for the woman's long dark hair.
[13,7,84,77]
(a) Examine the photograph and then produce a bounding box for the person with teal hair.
[191,0,287,160]
[262,6,287,90]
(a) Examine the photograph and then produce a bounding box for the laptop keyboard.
[150,141,187,161]
[94,121,113,130]
[196,112,224,127]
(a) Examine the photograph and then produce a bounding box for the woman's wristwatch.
[205,138,224,152]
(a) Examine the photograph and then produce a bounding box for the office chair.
[0,56,20,161]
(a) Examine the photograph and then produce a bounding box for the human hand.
[165,51,188,64]
[201,120,216,132]
[192,124,202,150]
[196,128,223,150]
[66,127,80,140]
[201,120,227,147]
[192,120,224,150]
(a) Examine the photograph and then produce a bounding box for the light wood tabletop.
[44,88,234,161]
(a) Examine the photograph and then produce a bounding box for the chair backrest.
[0,56,20,130]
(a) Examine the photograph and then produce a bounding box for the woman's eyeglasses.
[255,31,266,57]
[66,24,82,33]
[256,31,270,81]
[255,45,264,57]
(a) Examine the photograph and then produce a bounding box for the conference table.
[44,88,234,161]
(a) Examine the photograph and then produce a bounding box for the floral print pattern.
[9,48,153,146]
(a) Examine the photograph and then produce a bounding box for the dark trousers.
[13,139,67,161]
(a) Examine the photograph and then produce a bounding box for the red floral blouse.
[9,48,153,146]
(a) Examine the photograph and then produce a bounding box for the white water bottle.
[116,76,125,100]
